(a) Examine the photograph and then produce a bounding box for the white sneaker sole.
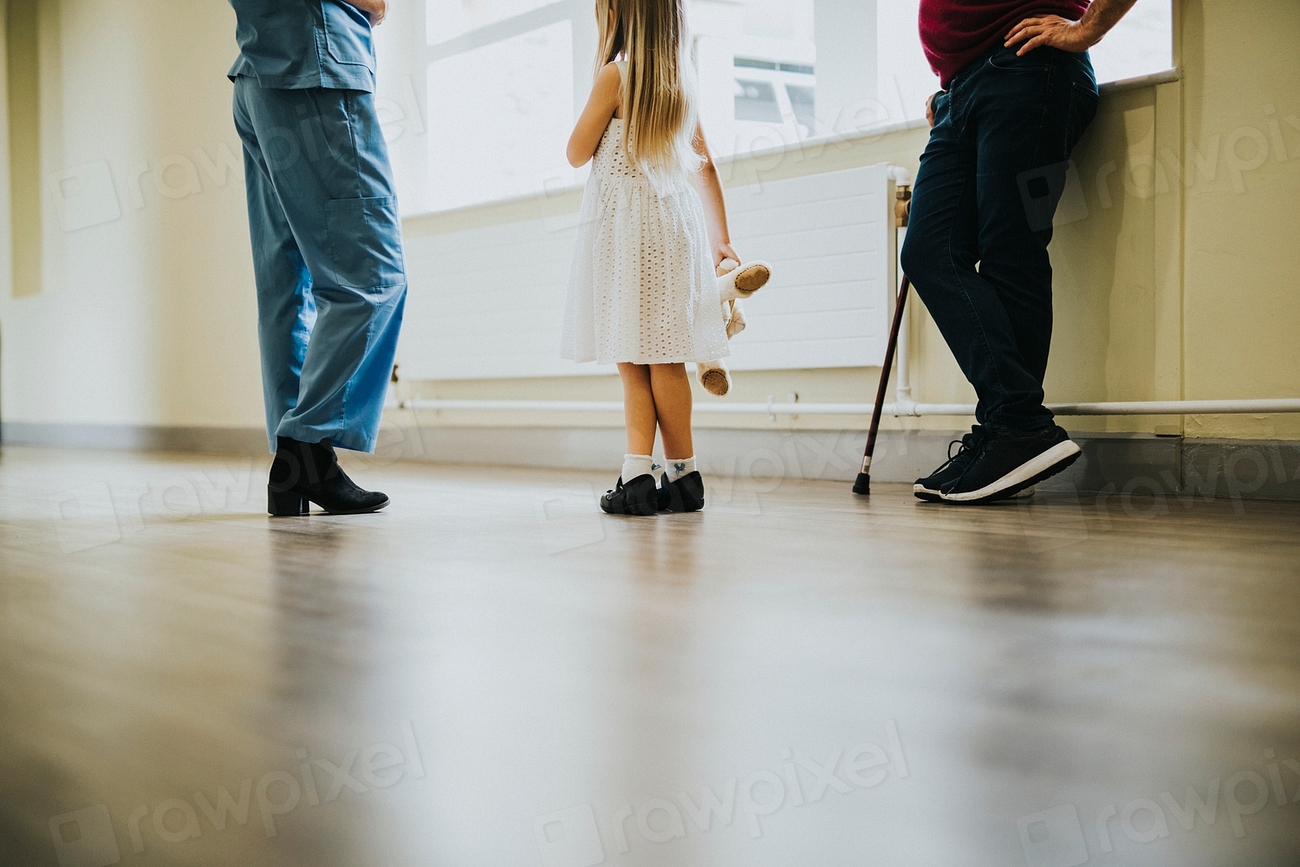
[940,441,1081,504]
[914,483,1036,502]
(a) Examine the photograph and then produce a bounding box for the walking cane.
[853,275,910,495]
[853,180,913,496]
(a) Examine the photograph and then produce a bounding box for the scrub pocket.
[321,1,376,72]
[324,196,405,291]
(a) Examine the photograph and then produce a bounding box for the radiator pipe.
[399,398,1300,417]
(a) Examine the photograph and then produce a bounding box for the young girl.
[561,0,741,516]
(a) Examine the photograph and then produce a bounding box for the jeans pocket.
[987,46,1052,73]
[323,196,405,291]
[1066,81,1100,151]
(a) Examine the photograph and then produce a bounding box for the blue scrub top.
[227,0,376,92]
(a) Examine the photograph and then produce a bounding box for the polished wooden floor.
[2,446,1299,867]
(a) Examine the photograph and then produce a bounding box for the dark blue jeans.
[900,45,1098,433]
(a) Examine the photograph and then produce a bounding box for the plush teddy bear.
[696,259,772,396]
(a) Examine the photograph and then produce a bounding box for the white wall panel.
[399,163,897,380]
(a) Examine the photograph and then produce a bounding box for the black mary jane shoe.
[600,474,659,516]
[657,472,705,513]
[268,436,390,517]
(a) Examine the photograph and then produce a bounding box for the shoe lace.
[936,432,983,473]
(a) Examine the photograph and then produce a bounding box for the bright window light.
[406,0,1175,214]
[425,0,558,44]
[1088,1,1174,83]
[425,20,577,212]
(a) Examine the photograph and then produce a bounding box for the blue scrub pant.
[233,76,406,454]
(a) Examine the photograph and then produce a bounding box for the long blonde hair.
[595,0,701,185]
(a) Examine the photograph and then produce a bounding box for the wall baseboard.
[0,422,269,456]
[398,426,1195,496]
[3,422,1298,502]
[1179,439,1300,504]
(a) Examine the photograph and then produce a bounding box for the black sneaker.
[600,474,659,516]
[914,426,985,502]
[940,425,1081,504]
[658,471,705,512]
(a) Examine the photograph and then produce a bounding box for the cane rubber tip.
[852,473,871,496]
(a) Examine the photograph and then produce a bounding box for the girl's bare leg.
[649,363,694,459]
[618,363,657,456]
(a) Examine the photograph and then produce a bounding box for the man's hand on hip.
[1006,0,1139,56]
[347,0,387,26]
[1005,15,1095,55]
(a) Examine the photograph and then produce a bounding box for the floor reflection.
[1,451,1298,867]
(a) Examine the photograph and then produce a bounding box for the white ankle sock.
[621,454,655,482]
[666,456,697,483]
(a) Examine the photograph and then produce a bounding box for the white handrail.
[400,398,1300,417]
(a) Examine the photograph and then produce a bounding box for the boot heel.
[268,487,309,517]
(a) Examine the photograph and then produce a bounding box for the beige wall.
[1,1,1297,442]
[1179,0,1300,439]
[5,0,41,299]
[0,0,263,431]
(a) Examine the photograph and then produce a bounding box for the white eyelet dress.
[561,67,729,366]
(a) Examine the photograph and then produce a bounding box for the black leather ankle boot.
[268,436,390,516]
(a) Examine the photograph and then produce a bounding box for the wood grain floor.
[2,446,1299,867]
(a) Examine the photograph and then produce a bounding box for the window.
[735,80,782,123]
[399,0,1175,214]
[786,85,817,136]
[425,19,577,212]
[692,0,818,157]
[1087,1,1175,84]
[425,0,558,43]
[724,60,819,148]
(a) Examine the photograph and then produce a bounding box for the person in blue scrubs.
[228,0,404,516]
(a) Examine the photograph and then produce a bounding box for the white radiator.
[398,163,898,380]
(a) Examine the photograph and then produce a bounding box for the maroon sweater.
[920,0,1090,88]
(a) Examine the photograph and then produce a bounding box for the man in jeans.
[901,1,1137,504]
[228,0,405,516]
